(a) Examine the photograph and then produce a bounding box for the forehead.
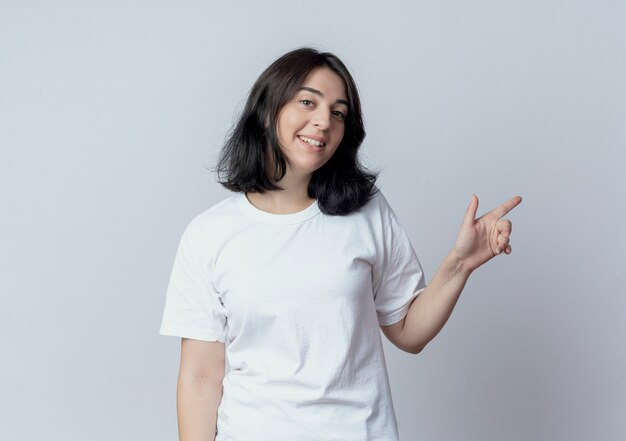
[299,67,348,102]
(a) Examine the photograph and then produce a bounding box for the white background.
[2,1,625,440]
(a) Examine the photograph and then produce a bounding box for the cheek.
[277,113,301,141]
[333,125,345,144]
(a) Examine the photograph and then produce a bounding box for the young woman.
[159,47,522,441]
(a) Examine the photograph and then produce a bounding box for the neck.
[246,165,315,215]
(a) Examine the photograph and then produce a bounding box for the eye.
[299,99,313,106]
[332,110,347,120]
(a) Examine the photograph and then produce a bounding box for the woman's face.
[275,67,349,181]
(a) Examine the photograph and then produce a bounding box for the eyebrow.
[297,86,349,107]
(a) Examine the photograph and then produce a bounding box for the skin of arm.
[381,251,471,354]
[381,194,522,354]
[177,338,226,441]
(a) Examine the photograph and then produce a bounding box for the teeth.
[299,136,325,147]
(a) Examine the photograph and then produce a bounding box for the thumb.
[462,194,479,227]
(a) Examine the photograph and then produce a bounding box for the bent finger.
[497,234,509,247]
[497,219,513,237]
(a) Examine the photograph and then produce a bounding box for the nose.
[312,108,331,130]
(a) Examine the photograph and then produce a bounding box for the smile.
[298,135,326,148]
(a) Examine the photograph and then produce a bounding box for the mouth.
[297,135,326,148]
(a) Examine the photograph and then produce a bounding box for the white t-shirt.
[159,188,426,441]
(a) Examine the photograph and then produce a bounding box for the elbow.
[406,347,422,355]
[404,342,426,355]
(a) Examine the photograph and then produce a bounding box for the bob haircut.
[214,47,379,216]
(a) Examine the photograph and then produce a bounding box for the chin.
[290,162,327,177]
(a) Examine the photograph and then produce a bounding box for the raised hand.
[454,194,522,272]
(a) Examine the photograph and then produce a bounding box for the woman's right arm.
[177,338,226,441]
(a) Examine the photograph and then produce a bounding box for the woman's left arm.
[381,194,522,354]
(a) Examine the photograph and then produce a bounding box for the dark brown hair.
[214,47,379,215]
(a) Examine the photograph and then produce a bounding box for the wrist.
[447,249,474,278]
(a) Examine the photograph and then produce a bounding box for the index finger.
[490,195,522,219]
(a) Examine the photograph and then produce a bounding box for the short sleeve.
[372,213,427,326]
[159,223,228,342]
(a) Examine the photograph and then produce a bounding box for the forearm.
[401,250,472,353]
[177,374,223,441]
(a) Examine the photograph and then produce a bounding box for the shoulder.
[189,193,241,227]
[353,186,397,230]
[179,192,242,253]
